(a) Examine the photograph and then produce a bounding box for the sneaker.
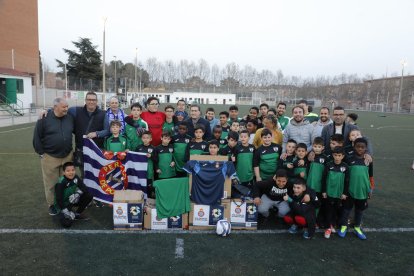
[338,226,347,238]
[324,228,332,239]
[75,213,90,221]
[330,226,336,233]
[303,230,311,239]
[48,205,58,216]
[288,224,298,234]
[354,227,367,240]
[94,200,104,208]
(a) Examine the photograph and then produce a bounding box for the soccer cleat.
[48,205,58,216]
[354,227,367,240]
[330,225,336,233]
[94,200,104,208]
[338,226,347,238]
[303,230,311,239]
[288,224,298,234]
[75,213,90,221]
[324,228,332,239]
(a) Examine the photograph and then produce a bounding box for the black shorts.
[343,197,368,211]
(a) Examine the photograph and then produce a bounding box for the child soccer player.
[153,131,176,180]
[207,139,220,156]
[54,162,93,228]
[230,121,240,134]
[281,139,297,184]
[246,119,259,145]
[322,146,349,239]
[212,125,227,149]
[233,130,256,197]
[325,134,345,163]
[346,129,374,158]
[172,122,192,177]
[338,138,374,240]
[162,105,176,136]
[219,131,239,161]
[283,177,320,239]
[292,143,309,180]
[253,169,292,219]
[219,111,231,139]
[185,124,208,161]
[253,129,282,182]
[104,120,129,153]
[136,131,156,198]
[124,103,148,151]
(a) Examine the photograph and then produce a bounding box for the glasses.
[333,113,345,116]
[86,98,97,102]
[149,103,159,106]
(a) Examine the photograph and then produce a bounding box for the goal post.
[369,104,385,112]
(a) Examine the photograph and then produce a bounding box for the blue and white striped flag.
[83,138,148,203]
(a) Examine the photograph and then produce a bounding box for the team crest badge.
[74,178,78,184]
[169,148,173,153]
[116,206,123,215]
[340,166,346,172]
[185,139,189,143]
[98,159,129,195]
[148,148,153,154]
[198,208,205,217]
[235,207,242,214]
[249,147,254,152]
[320,158,325,164]
[215,162,220,169]
[201,145,206,150]
[273,147,277,152]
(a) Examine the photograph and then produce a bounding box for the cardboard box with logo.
[189,202,231,230]
[221,199,258,230]
[143,198,189,230]
[113,190,144,230]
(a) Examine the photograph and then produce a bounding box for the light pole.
[102,17,107,109]
[113,55,117,94]
[134,48,138,92]
[65,63,68,93]
[397,60,407,113]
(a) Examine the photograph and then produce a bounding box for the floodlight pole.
[102,17,107,110]
[134,48,138,92]
[397,60,407,113]
[113,55,117,94]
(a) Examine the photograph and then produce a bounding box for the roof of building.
[0,67,33,77]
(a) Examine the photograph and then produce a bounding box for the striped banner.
[83,138,148,203]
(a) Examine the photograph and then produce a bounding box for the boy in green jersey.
[124,103,148,150]
[162,105,175,136]
[253,129,282,182]
[218,111,231,139]
[136,131,156,198]
[211,125,228,149]
[154,131,176,180]
[104,120,129,153]
[322,146,349,239]
[292,143,309,181]
[185,124,208,161]
[338,138,374,240]
[233,130,255,197]
[172,122,191,177]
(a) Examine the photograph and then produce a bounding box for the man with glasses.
[184,104,212,141]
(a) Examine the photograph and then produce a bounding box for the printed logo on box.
[128,203,143,224]
[193,205,210,226]
[246,203,257,222]
[113,203,128,225]
[168,215,183,228]
[209,205,224,225]
[230,201,246,223]
[151,209,168,230]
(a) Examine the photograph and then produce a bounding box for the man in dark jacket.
[33,98,74,215]
[185,104,212,141]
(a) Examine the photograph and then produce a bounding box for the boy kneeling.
[55,162,93,228]
[283,178,320,239]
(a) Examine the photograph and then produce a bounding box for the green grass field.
[0,109,413,275]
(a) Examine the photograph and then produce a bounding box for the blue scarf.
[106,108,126,133]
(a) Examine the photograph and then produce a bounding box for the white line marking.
[0,126,34,134]
[175,238,184,259]
[0,228,414,235]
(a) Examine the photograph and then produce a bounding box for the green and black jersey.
[104,135,128,152]
[162,121,175,136]
[293,157,309,180]
[220,125,230,140]
[277,115,290,130]
[322,161,349,198]
[136,144,155,180]
[172,134,191,173]
[218,138,228,149]
[347,154,373,200]
[253,143,282,180]
[153,144,176,179]
[234,144,255,183]
[54,175,88,212]
[185,140,208,161]
[219,144,237,160]
[124,117,148,151]
[281,154,296,179]
[306,153,327,193]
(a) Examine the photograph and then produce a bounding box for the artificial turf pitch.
[0,109,413,275]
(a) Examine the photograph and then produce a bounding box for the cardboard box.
[143,199,189,230]
[113,190,144,230]
[189,155,232,199]
[189,202,231,230]
[222,199,258,230]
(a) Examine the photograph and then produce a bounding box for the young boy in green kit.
[172,122,192,177]
[153,131,176,180]
[292,143,309,181]
[124,103,148,151]
[233,130,255,197]
[136,131,156,198]
[338,138,374,240]
[185,124,208,160]
[104,120,129,153]
[253,129,282,182]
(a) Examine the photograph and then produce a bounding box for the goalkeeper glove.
[61,208,75,220]
[68,189,83,204]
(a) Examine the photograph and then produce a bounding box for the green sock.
[354,226,363,234]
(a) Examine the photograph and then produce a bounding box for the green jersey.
[220,125,230,140]
[104,135,128,152]
[154,177,191,219]
[136,144,155,180]
[162,121,175,136]
[154,144,176,179]
[185,140,208,161]
[306,153,327,193]
[124,117,148,151]
[277,115,290,130]
[253,143,282,180]
[348,155,373,200]
[234,144,255,183]
[172,134,191,173]
[322,161,349,198]
[293,158,309,180]
[54,175,84,212]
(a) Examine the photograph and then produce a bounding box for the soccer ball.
[216,219,231,237]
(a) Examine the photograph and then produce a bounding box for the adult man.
[276,102,290,131]
[298,99,319,123]
[312,107,332,138]
[33,98,74,215]
[141,97,166,146]
[185,104,212,141]
[228,105,241,123]
[321,106,358,149]
[282,106,314,152]
[106,96,126,133]
[205,107,219,132]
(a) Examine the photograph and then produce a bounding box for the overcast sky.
[38,0,413,78]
